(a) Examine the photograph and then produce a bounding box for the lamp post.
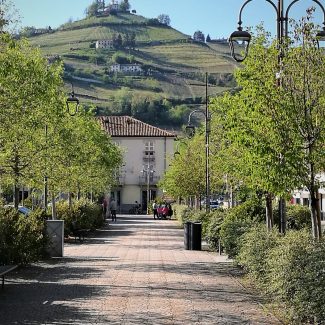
[44,87,80,212]
[142,162,154,214]
[229,0,325,63]
[186,72,211,213]
[229,0,325,234]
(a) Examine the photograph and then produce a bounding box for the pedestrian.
[167,203,173,219]
[152,201,158,219]
[110,199,117,222]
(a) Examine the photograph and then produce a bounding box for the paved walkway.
[1,215,280,324]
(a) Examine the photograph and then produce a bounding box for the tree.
[0,0,19,33]
[85,1,99,17]
[193,30,205,42]
[210,19,325,238]
[0,35,122,212]
[157,14,171,26]
[206,34,211,42]
[119,0,130,12]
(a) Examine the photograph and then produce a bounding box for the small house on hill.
[110,63,143,74]
[98,116,175,213]
[96,39,114,49]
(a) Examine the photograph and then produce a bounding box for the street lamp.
[44,89,80,212]
[229,0,325,234]
[186,72,211,213]
[142,163,154,214]
[66,84,80,116]
[229,0,325,62]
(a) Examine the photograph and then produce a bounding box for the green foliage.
[237,224,280,282]
[173,204,195,225]
[220,199,264,257]
[0,207,48,265]
[266,231,325,323]
[205,209,225,249]
[287,204,311,230]
[56,199,103,236]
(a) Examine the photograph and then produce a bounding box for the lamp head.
[185,124,195,138]
[229,28,252,62]
[66,91,79,116]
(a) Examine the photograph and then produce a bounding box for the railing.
[139,175,160,185]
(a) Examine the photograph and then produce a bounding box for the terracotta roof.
[98,116,176,138]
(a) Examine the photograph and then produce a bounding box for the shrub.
[0,207,47,265]
[286,204,311,230]
[56,199,103,236]
[266,230,325,324]
[173,204,195,225]
[236,224,280,283]
[206,209,226,249]
[220,199,263,257]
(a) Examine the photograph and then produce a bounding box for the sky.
[12,0,325,39]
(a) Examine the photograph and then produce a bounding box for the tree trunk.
[13,184,19,209]
[310,189,320,239]
[279,197,286,234]
[68,192,72,210]
[265,193,274,230]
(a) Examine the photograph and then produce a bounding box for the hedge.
[0,207,48,265]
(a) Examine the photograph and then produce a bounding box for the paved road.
[0,215,280,324]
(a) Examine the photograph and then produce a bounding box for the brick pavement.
[0,214,280,324]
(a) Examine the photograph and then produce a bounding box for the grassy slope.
[29,13,236,109]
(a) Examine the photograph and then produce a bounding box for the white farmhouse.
[110,63,143,74]
[96,39,114,49]
[98,116,175,213]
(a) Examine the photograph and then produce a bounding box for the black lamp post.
[186,72,211,213]
[229,0,325,62]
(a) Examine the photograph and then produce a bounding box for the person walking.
[110,199,117,222]
[152,201,158,219]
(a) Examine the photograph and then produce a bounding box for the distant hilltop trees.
[86,0,131,17]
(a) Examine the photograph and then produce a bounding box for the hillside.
[28,12,237,125]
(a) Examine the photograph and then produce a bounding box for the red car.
[157,204,170,219]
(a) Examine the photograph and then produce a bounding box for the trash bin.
[184,221,191,250]
[190,222,202,251]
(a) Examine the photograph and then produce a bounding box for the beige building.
[99,116,175,213]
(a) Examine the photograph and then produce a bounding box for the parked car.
[209,201,219,210]
[4,205,31,216]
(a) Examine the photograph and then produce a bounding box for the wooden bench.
[0,265,18,289]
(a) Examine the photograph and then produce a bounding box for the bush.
[173,204,195,225]
[236,224,280,283]
[286,204,311,230]
[56,199,103,236]
[0,207,48,265]
[206,209,225,249]
[266,230,325,324]
[220,199,263,257]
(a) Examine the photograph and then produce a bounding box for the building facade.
[96,39,114,49]
[110,63,143,74]
[99,116,175,213]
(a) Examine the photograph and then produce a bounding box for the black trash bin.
[190,222,202,251]
[184,221,191,250]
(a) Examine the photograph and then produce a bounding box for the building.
[98,116,175,213]
[95,39,114,49]
[110,63,143,74]
[291,172,325,222]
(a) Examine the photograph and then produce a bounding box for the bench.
[0,265,18,289]
[71,221,90,242]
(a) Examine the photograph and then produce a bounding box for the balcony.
[139,175,160,186]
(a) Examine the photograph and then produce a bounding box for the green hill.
[28,12,237,124]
